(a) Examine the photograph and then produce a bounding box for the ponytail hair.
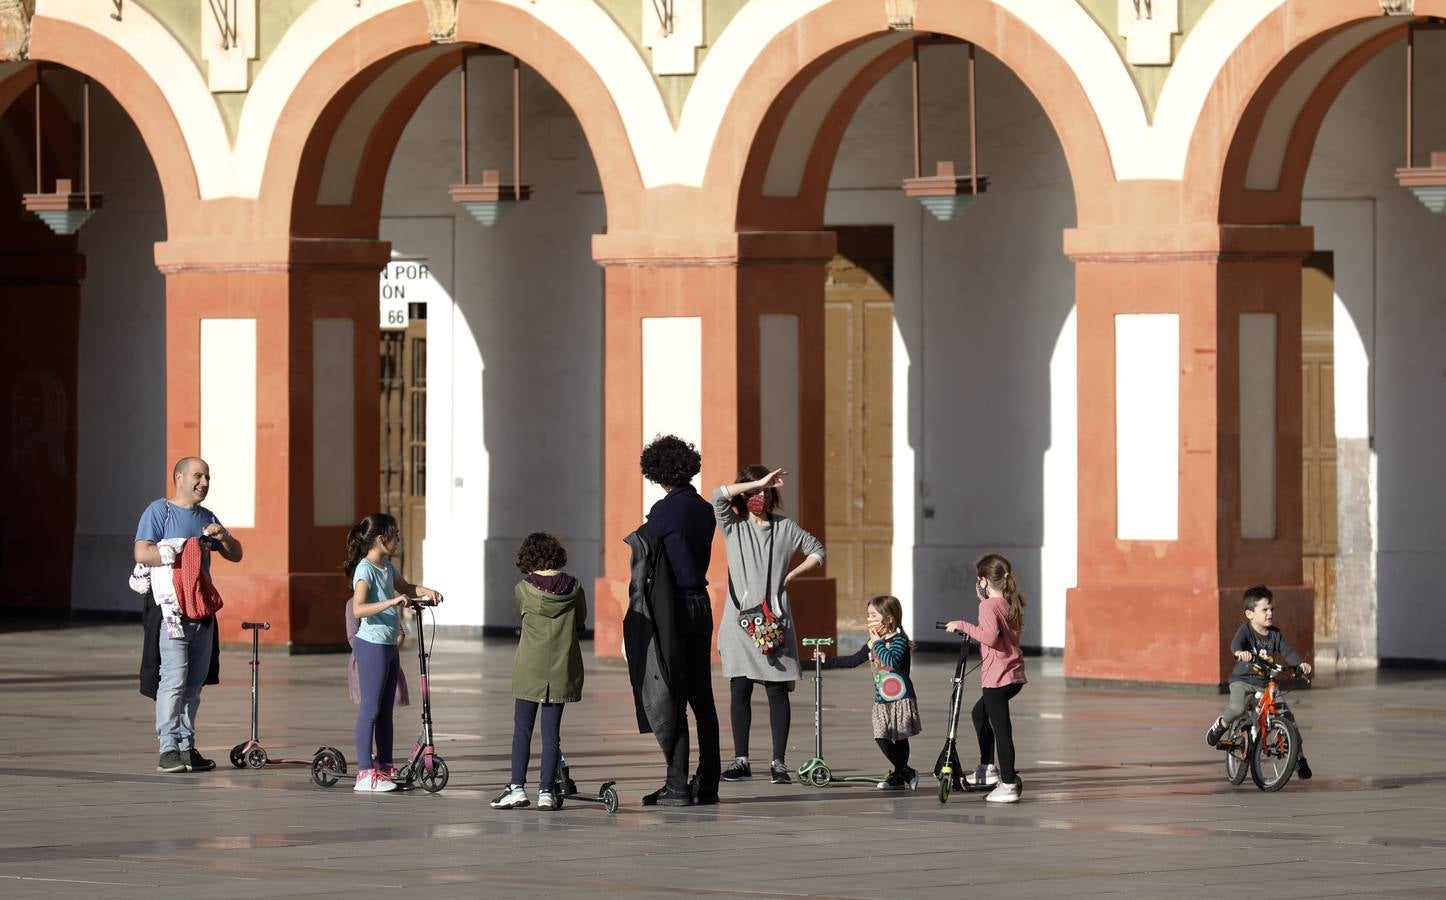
[977,553,1026,632]
[344,513,399,579]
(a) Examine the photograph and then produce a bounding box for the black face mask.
[976,580,989,601]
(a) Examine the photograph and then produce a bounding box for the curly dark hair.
[516,532,568,574]
[640,434,702,488]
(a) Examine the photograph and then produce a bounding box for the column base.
[1065,583,1314,687]
[212,572,351,653]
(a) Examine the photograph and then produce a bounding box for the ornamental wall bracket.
[1380,0,1414,15]
[885,0,916,31]
[424,0,458,43]
[0,0,35,62]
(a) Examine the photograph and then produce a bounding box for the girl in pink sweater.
[944,554,1027,803]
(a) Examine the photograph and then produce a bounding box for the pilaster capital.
[592,230,837,268]
[1064,224,1315,263]
[154,237,392,274]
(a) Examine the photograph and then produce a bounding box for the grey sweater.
[712,487,826,683]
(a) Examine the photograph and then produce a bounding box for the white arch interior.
[1245,19,1399,192]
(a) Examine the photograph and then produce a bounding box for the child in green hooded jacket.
[489,532,586,811]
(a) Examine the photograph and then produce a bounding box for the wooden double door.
[380,320,427,586]
[824,227,894,631]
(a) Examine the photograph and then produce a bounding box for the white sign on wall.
[379,257,433,330]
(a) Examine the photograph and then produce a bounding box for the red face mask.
[746,493,769,517]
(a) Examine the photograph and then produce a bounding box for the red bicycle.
[1218,651,1311,792]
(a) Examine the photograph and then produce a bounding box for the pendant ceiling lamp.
[449,50,531,227]
[901,38,989,221]
[22,66,104,236]
[1396,20,1446,213]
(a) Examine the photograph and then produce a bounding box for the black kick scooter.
[229,621,348,776]
[931,622,995,803]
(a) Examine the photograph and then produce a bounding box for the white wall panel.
[1239,313,1277,539]
[312,319,356,527]
[641,317,703,512]
[759,314,801,509]
[1115,314,1179,541]
[200,319,257,528]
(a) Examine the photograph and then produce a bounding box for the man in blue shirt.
[134,457,243,773]
[639,435,719,806]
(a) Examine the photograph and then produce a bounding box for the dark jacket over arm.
[138,591,219,699]
[821,645,870,670]
[624,525,685,749]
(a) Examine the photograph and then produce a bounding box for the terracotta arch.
[259,1,642,239]
[22,17,201,230]
[704,0,1116,231]
[1185,0,1446,225]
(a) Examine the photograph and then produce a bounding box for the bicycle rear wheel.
[1250,717,1301,792]
[1224,728,1251,786]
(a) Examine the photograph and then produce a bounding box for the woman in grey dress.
[713,465,825,785]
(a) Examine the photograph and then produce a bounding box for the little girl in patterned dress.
[812,595,921,789]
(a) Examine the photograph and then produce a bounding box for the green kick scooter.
[796,637,889,788]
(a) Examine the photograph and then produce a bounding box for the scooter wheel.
[318,747,347,773]
[809,766,831,787]
[938,777,951,805]
[229,743,247,769]
[311,749,343,788]
[419,755,449,793]
[601,782,619,814]
[245,747,268,769]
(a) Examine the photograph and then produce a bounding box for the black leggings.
[730,677,791,762]
[875,738,912,777]
[971,683,1023,783]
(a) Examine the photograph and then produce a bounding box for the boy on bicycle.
[1205,586,1313,752]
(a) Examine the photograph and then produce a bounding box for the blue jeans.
[511,699,564,790]
[156,617,215,752]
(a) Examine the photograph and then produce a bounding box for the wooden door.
[380,320,427,585]
[824,227,894,632]
[1301,253,1338,642]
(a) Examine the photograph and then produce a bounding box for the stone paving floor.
[1,620,1445,899]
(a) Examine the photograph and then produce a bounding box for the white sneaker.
[985,778,1021,803]
[490,784,530,809]
[537,789,557,810]
[964,764,1000,787]
[354,770,398,793]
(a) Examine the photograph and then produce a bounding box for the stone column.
[1064,225,1315,686]
[154,238,388,649]
[592,230,838,660]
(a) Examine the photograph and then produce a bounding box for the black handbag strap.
[728,520,776,615]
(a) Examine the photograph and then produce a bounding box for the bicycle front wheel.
[1250,716,1301,792]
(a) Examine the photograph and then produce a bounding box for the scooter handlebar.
[935,620,950,630]
[242,621,270,631]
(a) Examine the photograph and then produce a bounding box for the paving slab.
[2,621,1445,898]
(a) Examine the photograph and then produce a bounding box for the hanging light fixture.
[901,38,988,221]
[22,66,104,236]
[449,50,531,226]
[1396,20,1446,213]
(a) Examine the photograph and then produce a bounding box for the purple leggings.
[354,638,401,771]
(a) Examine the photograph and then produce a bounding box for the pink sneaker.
[353,769,398,793]
[369,771,398,793]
